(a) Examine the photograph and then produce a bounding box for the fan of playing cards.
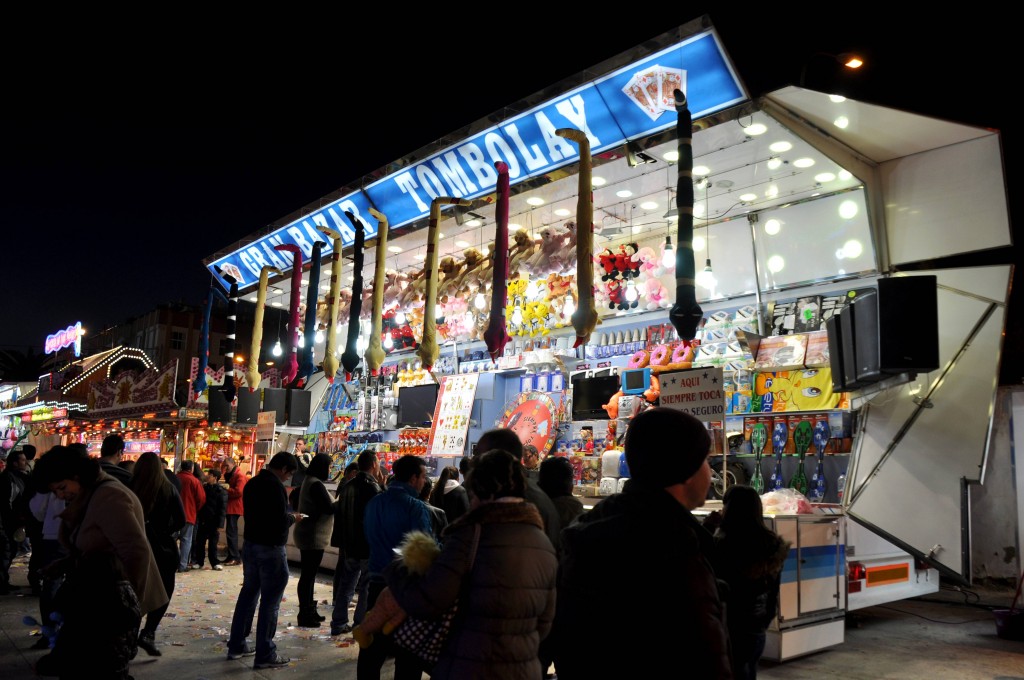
[622,65,686,121]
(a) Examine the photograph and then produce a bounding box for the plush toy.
[598,248,616,281]
[602,390,622,419]
[613,245,631,280]
[437,256,465,299]
[508,227,537,276]
[632,246,658,278]
[643,374,661,404]
[554,220,578,275]
[352,531,440,650]
[643,277,672,311]
[557,127,600,349]
[607,280,624,310]
[454,247,486,300]
[527,222,570,277]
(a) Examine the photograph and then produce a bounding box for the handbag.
[391,523,481,666]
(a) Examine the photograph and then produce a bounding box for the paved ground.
[1,551,1022,679]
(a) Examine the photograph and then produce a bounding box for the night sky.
[4,14,1018,382]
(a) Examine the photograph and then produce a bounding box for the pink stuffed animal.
[632,246,658,277]
[643,277,672,311]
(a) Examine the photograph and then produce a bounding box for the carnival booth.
[202,16,1013,661]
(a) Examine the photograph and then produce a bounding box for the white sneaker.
[213,564,224,571]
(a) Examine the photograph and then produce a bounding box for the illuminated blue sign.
[208,28,745,291]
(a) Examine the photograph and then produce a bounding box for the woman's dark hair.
[429,465,459,506]
[420,476,433,502]
[538,456,575,499]
[306,453,332,481]
[718,485,776,544]
[467,449,526,502]
[33,445,101,494]
[131,451,173,515]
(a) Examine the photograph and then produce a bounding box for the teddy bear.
[553,220,578,275]
[382,269,407,310]
[508,227,537,277]
[453,247,486,300]
[437,256,465,299]
[643,277,672,311]
[598,248,616,281]
[352,530,440,651]
[631,246,658,279]
[526,222,570,277]
[607,279,624,310]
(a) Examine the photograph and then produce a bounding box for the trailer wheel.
[710,461,750,499]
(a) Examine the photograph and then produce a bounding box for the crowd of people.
[0,409,790,679]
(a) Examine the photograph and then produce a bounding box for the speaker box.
[262,388,288,426]
[853,275,939,383]
[236,387,261,425]
[288,389,312,427]
[208,387,232,424]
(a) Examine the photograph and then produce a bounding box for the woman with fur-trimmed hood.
[385,449,557,679]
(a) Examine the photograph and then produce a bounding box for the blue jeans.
[227,543,289,664]
[177,523,196,571]
[331,555,370,628]
[225,515,241,561]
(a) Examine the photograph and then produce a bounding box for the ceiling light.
[615,190,632,199]
[815,172,837,183]
[465,219,482,227]
[793,157,815,168]
[739,193,758,202]
[693,204,706,219]
[766,157,783,170]
[395,311,406,325]
[829,94,847,103]
[765,185,779,198]
[474,292,486,310]
[663,207,678,220]
[639,201,658,211]
[320,283,330,291]
[554,208,571,217]
[455,240,470,248]
[591,176,607,187]
[383,333,394,349]
[388,245,403,253]
[743,122,767,136]
[438,232,445,239]
[839,200,859,219]
[247,296,257,302]
[764,219,782,235]
[563,296,576,318]
[272,340,282,357]
[842,239,863,258]
[526,197,544,206]
[838,169,853,181]
[662,236,674,268]
[315,329,325,344]
[509,222,521,231]
[839,53,864,69]
[271,301,283,307]
[662,150,679,163]
[624,280,638,302]
[695,259,716,289]
[767,255,785,273]
[414,253,426,261]
[693,165,710,176]
[769,141,793,153]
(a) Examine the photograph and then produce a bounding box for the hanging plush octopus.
[364,208,389,376]
[418,196,471,371]
[245,265,282,391]
[298,241,324,387]
[319,225,342,383]
[274,244,303,386]
[484,161,511,361]
[556,128,600,348]
[341,212,366,381]
[193,276,227,401]
[669,89,703,341]
[215,269,239,404]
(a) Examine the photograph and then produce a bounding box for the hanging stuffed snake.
[246,265,282,391]
[216,270,239,404]
[484,161,511,361]
[298,240,324,387]
[365,208,389,376]
[193,275,227,401]
[418,196,471,371]
[274,244,303,386]
[669,89,703,341]
[556,128,599,348]
[319,225,343,383]
[341,211,366,381]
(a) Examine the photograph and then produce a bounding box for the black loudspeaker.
[262,388,288,426]
[853,276,939,383]
[208,388,232,424]
[288,389,312,427]
[826,313,848,391]
[236,388,261,424]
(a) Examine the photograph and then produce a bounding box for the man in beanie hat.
[552,407,732,679]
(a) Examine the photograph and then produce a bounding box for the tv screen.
[621,368,650,395]
[571,375,622,421]
[397,383,440,427]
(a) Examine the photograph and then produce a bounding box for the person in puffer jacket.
[386,449,557,680]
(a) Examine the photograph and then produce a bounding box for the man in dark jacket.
[553,407,732,679]
[194,468,228,570]
[0,449,29,595]
[226,452,302,670]
[329,451,382,636]
[475,428,561,550]
[98,435,133,485]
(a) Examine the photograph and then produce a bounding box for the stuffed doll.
[598,248,616,281]
[508,227,537,276]
[607,279,624,310]
[353,531,440,650]
[643,277,672,311]
[632,246,658,278]
[555,220,578,275]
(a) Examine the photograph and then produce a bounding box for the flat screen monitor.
[571,375,621,421]
[621,368,650,396]
[397,383,440,427]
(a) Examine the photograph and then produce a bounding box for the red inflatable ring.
[649,344,670,366]
[671,342,693,365]
[627,350,650,369]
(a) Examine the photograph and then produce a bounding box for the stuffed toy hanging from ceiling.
[246,264,282,392]
[669,88,703,342]
[274,244,303,386]
[298,240,324,388]
[193,275,227,401]
[418,196,471,371]
[365,208,389,377]
[319,225,342,384]
[556,127,599,348]
[214,269,239,404]
[484,161,511,361]
[341,212,366,381]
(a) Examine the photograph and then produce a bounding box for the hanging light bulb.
[395,310,406,325]
[315,328,325,344]
[696,258,717,289]
[297,333,305,348]
[662,235,674,268]
[563,295,576,318]
[383,332,394,349]
[624,280,638,302]
[435,305,444,321]
[525,279,538,299]
[474,291,486,310]
[512,306,524,325]
[272,340,283,357]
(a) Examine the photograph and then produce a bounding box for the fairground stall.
[202,16,1014,660]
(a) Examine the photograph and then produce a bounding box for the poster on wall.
[427,373,480,457]
[657,367,727,424]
